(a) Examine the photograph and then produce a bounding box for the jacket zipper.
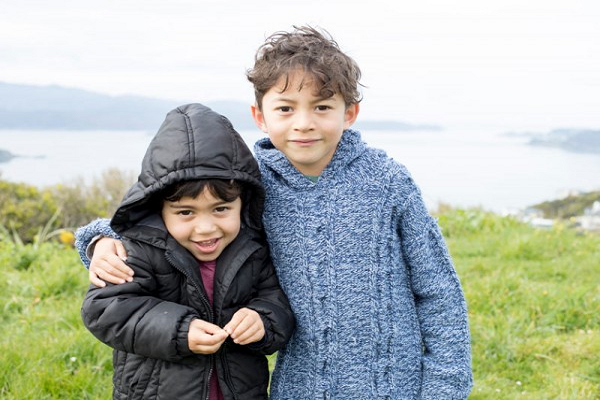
[219,344,238,400]
[204,361,213,400]
[165,252,213,321]
[165,252,215,399]
[165,242,258,400]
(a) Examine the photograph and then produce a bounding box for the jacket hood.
[111,103,264,233]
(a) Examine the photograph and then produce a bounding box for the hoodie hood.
[111,103,264,233]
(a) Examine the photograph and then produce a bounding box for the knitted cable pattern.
[255,129,473,399]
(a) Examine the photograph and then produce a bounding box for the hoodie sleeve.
[395,172,473,399]
[75,218,121,268]
[81,243,198,362]
[244,246,295,355]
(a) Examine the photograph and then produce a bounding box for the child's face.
[252,71,359,176]
[161,187,242,262]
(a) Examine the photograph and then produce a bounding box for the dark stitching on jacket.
[183,112,194,166]
[222,115,238,174]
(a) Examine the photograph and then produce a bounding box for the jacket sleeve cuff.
[74,218,120,269]
[176,315,196,357]
[244,313,272,352]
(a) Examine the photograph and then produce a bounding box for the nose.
[293,110,315,132]
[193,215,216,235]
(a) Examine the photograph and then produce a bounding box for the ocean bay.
[1,128,598,213]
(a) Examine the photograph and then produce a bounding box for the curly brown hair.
[247,25,363,109]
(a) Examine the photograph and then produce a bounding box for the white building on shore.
[575,201,600,232]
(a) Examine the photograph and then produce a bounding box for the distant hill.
[0,149,15,163]
[528,129,600,154]
[504,128,600,155]
[531,190,600,219]
[0,81,257,131]
[0,81,441,132]
[353,119,441,131]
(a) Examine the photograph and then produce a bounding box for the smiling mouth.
[291,139,319,145]
[194,238,220,253]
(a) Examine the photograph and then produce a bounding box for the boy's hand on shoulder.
[223,308,265,345]
[89,237,133,287]
[188,319,229,354]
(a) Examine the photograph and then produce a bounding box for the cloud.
[2,0,599,128]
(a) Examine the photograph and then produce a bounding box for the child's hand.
[188,319,229,354]
[89,237,134,287]
[223,308,265,345]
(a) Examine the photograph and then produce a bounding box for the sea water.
[1,128,598,212]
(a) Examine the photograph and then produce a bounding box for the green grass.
[0,241,113,399]
[1,209,599,398]
[439,209,600,399]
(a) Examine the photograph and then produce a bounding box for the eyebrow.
[166,203,193,208]
[271,95,336,104]
[166,200,229,208]
[271,96,295,103]
[165,204,196,211]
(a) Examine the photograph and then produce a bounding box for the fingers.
[89,269,106,288]
[114,240,128,261]
[89,238,134,285]
[231,323,264,345]
[188,319,229,354]
[190,309,266,355]
[223,308,265,345]
[89,255,132,285]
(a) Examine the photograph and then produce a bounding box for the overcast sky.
[2,0,599,130]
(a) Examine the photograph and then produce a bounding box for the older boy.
[78,26,472,399]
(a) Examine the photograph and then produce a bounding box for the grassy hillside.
[438,209,599,398]
[0,242,112,398]
[1,209,598,398]
[532,190,600,219]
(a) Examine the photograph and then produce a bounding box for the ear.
[251,104,268,133]
[343,103,360,129]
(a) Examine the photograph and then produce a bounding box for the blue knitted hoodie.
[255,129,473,399]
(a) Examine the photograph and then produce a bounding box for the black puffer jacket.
[81,104,294,400]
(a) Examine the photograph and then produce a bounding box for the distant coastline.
[530,129,600,154]
[505,128,600,155]
[0,81,440,132]
[0,149,15,163]
[353,120,442,131]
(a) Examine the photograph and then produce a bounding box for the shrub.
[532,190,600,219]
[0,180,59,242]
[0,168,135,244]
[48,167,135,229]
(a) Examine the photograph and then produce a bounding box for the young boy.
[77,27,472,399]
[79,103,294,400]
